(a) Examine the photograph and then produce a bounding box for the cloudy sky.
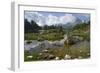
[24,11,90,26]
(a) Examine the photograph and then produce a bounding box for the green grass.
[24,50,39,61]
[25,33,39,40]
[68,43,90,59]
[25,29,64,41]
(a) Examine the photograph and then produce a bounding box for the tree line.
[24,19,63,33]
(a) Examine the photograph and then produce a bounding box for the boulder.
[42,49,49,53]
[48,54,55,59]
[68,36,83,45]
[55,57,59,60]
[78,56,82,59]
[64,54,71,59]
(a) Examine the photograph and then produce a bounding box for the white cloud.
[25,11,45,26]
[60,14,76,24]
[25,11,77,26]
[46,14,59,26]
[45,14,76,26]
[25,12,39,22]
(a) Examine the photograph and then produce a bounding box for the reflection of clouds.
[25,11,89,26]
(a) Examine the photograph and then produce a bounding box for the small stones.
[87,53,90,56]
[27,55,33,58]
[79,50,82,53]
[48,54,55,59]
[78,56,82,59]
[64,54,71,59]
[39,53,42,56]
[38,49,56,60]
[42,49,49,53]
[55,57,59,60]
